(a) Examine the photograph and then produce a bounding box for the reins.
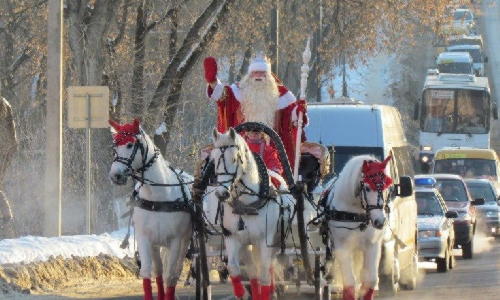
[213,144,273,211]
[112,132,194,188]
[326,173,389,231]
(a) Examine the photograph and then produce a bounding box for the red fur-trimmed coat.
[207,80,307,169]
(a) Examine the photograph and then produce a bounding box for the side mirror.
[395,176,413,197]
[484,56,488,63]
[472,198,485,206]
[445,211,458,218]
[413,102,419,120]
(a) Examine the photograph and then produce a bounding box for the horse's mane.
[137,128,170,168]
[213,130,259,183]
[332,154,379,206]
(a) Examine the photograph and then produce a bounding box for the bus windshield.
[421,89,489,134]
[434,158,497,180]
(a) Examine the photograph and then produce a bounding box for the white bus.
[414,73,497,172]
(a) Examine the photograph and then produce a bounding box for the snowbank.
[0,228,134,265]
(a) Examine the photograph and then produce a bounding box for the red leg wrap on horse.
[142,278,153,300]
[230,275,245,298]
[250,278,260,300]
[165,286,175,300]
[342,286,355,300]
[363,288,375,300]
[261,285,272,300]
[155,276,165,300]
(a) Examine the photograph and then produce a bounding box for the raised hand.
[203,57,218,84]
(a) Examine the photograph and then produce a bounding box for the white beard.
[239,74,280,127]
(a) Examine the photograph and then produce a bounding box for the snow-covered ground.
[321,53,398,105]
[0,228,134,265]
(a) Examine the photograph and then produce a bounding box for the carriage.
[109,117,416,300]
[191,121,333,300]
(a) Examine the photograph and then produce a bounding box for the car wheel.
[462,239,473,259]
[436,249,449,273]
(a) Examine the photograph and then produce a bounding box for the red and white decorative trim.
[207,79,224,101]
[277,90,296,109]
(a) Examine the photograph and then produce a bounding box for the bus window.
[421,90,455,133]
[455,90,488,134]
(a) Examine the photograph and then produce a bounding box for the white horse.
[325,155,393,300]
[108,119,192,300]
[210,128,294,300]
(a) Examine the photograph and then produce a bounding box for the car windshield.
[434,159,497,180]
[416,192,444,215]
[466,183,497,204]
[438,62,472,74]
[435,179,469,202]
[449,48,481,62]
[454,10,472,21]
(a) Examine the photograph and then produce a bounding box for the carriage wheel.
[314,254,323,300]
[195,255,201,299]
[275,283,286,300]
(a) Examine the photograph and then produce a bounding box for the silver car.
[415,184,458,273]
[465,178,500,236]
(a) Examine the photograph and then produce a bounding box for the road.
[4,235,498,300]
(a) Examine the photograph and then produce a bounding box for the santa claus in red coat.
[204,54,307,169]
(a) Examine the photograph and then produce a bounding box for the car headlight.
[418,230,441,238]
[421,155,430,163]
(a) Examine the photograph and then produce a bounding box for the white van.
[436,52,474,75]
[447,34,483,49]
[447,44,487,76]
[305,101,418,293]
[305,102,415,177]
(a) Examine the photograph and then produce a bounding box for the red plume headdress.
[362,154,393,191]
[109,119,141,146]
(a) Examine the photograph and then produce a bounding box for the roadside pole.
[44,0,63,237]
[67,86,109,234]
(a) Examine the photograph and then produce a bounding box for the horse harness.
[112,132,192,214]
[212,143,291,242]
[325,179,389,231]
[213,144,273,215]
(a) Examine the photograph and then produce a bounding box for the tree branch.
[9,47,31,73]
[107,0,130,49]
[145,0,231,122]
[155,0,235,147]
[7,0,48,29]
[146,0,188,33]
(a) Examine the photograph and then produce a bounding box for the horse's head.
[108,118,150,185]
[360,154,393,229]
[210,128,250,202]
